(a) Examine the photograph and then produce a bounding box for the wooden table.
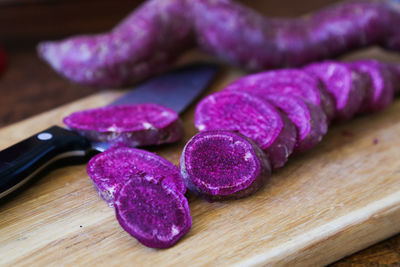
[1,0,400,265]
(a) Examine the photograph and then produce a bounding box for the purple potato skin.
[304,61,366,121]
[386,63,400,95]
[87,147,186,206]
[348,60,395,113]
[63,104,184,147]
[38,0,400,87]
[262,94,328,153]
[192,0,400,70]
[114,176,191,248]
[37,0,194,87]
[194,91,297,169]
[225,69,336,122]
[180,130,271,200]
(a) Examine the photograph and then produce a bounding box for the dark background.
[0,0,399,265]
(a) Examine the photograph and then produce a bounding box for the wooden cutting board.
[2,48,400,267]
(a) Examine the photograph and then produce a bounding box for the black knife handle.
[0,126,92,198]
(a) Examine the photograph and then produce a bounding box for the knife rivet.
[37,132,53,140]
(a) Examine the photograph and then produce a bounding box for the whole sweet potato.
[38,0,400,87]
[38,0,193,87]
[193,0,400,70]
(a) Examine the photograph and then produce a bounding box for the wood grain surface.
[2,0,400,266]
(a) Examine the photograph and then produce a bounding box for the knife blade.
[0,62,218,199]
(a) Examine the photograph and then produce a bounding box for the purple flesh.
[194,91,297,169]
[225,69,335,122]
[263,94,328,153]
[115,176,191,248]
[87,147,186,206]
[37,0,194,87]
[180,130,271,200]
[348,60,394,113]
[63,103,183,147]
[304,61,366,121]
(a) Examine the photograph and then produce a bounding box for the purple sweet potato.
[386,63,400,95]
[38,0,193,87]
[87,146,185,206]
[114,176,191,248]
[191,0,280,70]
[225,69,336,121]
[192,0,400,70]
[349,60,395,113]
[194,91,297,169]
[262,94,328,153]
[63,103,183,147]
[308,1,394,57]
[39,0,400,87]
[304,61,366,121]
[180,130,271,200]
[271,19,320,67]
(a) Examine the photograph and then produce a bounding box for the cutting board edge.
[235,190,400,267]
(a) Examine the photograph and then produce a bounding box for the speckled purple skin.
[87,147,185,206]
[194,91,297,169]
[262,94,328,153]
[38,0,400,87]
[114,176,191,248]
[387,63,400,95]
[63,104,184,147]
[37,0,193,87]
[180,130,271,200]
[348,60,395,113]
[308,1,396,58]
[225,69,336,122]
[305,61,366,121]
[192,0,400,70]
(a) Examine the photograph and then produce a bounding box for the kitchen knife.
[0,62,218,199]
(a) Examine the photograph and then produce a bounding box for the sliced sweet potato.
[114,176,191,248]
[386,63,400,95]
[180,130,271,200]
[63,103,183,148]
[349,60,395,113]
[87,147,185,206]
[305,61,366,121]
[225,69,336,121]
[263,94,328,153]
[194,91,297,169]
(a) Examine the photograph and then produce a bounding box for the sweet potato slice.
[114,176,191,248]
[87,147,186,206]
[386,63,400,95]
[263,94,328,153]
[194,91,296,169]
[225,69,335,121]
[180,130,271,200]
[63,103,183,147]
[349,60,395,113]
[305,61,366,121]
